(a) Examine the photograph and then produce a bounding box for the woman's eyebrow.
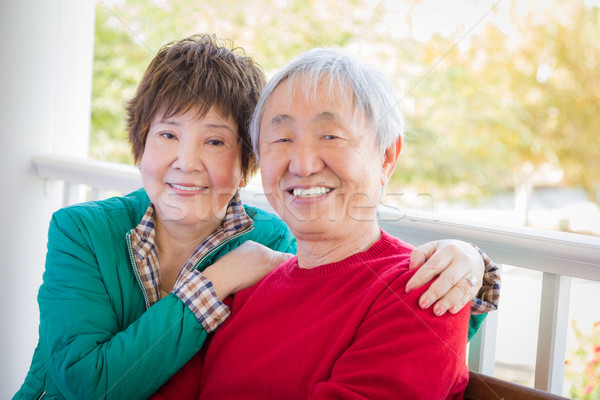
[158,121,179,126]
[201,122,236,134]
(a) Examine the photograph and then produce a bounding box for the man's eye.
[160,132,177,140]
[275,138,291,143]
[323,135,339,140]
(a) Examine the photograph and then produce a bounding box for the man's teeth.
[171,184,203,191]
[292,187,332,197]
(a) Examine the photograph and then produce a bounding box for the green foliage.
[90,0,383,164]
[566,321,600,399]
[90,0,600,207]
[90,3,150,164]
[389,2,600,202]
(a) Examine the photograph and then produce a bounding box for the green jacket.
[15,189,296,400]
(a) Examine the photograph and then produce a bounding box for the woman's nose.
[172,141,205,173]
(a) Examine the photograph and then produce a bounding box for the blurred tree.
[388,1,600,223]
[90,3,150,164]
[90,0,599,221]
[90,0,385,164]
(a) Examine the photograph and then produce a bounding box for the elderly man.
[188,48,497,399]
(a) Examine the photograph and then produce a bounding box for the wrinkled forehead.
[261,73,369,129]
[276,73,354,109]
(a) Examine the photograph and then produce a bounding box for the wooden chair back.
[464,371,570,400]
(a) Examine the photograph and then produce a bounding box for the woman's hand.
[406,240,484,316]
[203,240,294,301]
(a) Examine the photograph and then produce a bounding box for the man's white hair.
[249,47,405,157]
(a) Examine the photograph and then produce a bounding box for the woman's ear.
[380,136,402,186]
[238,175,246,188]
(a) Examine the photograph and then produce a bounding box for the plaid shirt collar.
[129,191,253,306]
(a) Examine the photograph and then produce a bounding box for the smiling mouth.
[289,186,333,198]
[169,183,206,191]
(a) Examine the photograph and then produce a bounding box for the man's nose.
[288,137,325,177]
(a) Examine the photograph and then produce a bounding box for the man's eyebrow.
[267,111,343,127]
[314,111,339,122]
[269,114,293,126]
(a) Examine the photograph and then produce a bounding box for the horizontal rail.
[377,209,600,282]
[33,154,141,194]
[32,154,600,283]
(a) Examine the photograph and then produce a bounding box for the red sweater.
[154,231,469,399]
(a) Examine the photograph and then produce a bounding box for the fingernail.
[434,304,447,316]
[406,284,414,292]
[419,297,431,309]
[449,306,459,314]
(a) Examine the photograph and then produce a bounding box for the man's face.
[258,76,394,242]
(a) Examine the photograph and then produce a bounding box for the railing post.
[62,182,71,208]
[62,182,87,207]
[534,272,571,394]
[91,188,111,201]
[468,306,499,375]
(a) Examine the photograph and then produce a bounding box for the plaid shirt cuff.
[470,244,501,315]
[173,270,230,333]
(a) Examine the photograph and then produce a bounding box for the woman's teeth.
[292,187,332,198]
[171,184,203,191]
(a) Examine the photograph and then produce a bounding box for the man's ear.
[380,136,402,185]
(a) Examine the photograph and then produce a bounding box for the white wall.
[0,1,95,396]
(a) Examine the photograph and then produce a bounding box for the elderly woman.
[17,36,496,400]
[15,34,294,400]
[194,48,485,399]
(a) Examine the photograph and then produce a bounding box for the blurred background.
[92,0,600,238]
[2,0,598,397]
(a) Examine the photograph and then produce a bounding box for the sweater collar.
[286,230,398,280]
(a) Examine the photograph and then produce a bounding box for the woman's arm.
[39,211,286,400]
[202,240,293,301]
[38,210,209,399]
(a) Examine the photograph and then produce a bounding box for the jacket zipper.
[191,225,254,271]
[127,225,254,310]
[127,232,151,310]
[35,389,46,400]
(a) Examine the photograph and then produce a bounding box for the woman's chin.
[157,208,220,227]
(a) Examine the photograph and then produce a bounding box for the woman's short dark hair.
[126,34,266,181]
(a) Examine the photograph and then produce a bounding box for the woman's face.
[140,106,243,227]
[258,77,397,242]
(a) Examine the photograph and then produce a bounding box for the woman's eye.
[323,134,339,140]
[160,132,177,140]
[275,138,291,143]
[207,139,225,146]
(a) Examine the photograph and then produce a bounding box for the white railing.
[32,154,600,396]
